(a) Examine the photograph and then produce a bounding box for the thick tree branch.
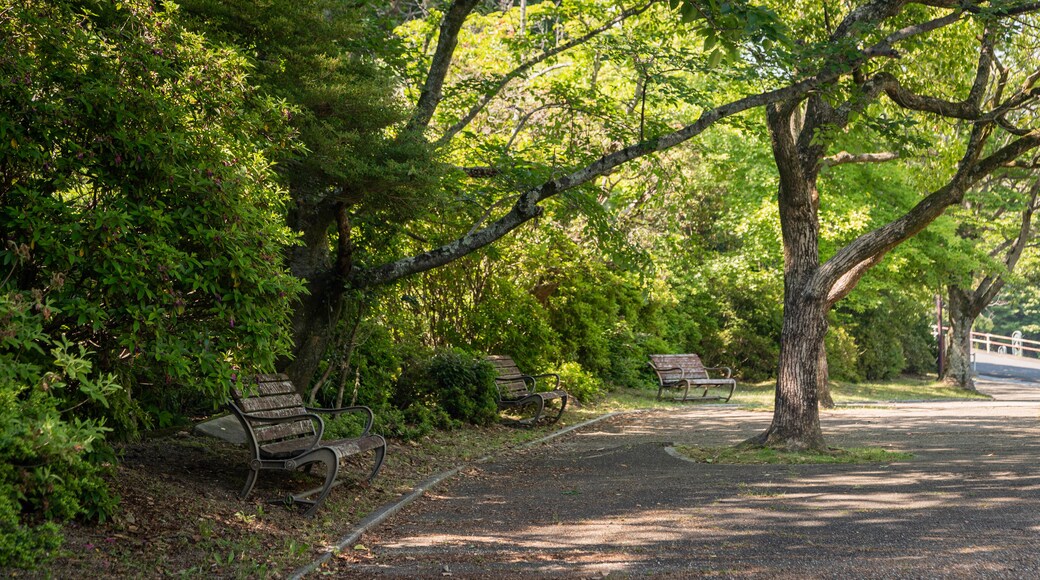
[350,0,1002,289]
[434,1,656,146]
[826,254,886,306]
[818,130,1040,294]
[405,0,481,134]
[874,72,983,119]
[821,151,900,167]
[352,70,843,288]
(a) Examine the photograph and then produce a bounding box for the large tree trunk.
[744,102,830,451]
[942,287,978,391]
[746,281,829,451]
[278,201,344,389]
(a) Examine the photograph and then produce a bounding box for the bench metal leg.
[368,438,387,483]
[518,396,546,425]
[240,465,260,500]
[298,448,339,518]
[544,395,567,425]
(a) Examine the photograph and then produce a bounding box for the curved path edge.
[287,411,634,579]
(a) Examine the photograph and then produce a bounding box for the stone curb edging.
[287,410,632,579]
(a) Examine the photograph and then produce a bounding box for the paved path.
[975,350,1040,389]
[321,375,1040,578]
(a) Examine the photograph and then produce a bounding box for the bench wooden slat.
[648,354,735,402]
[487,355,568,425]
[227,373,386,517]
[234,394,304,414]
[255,420,315,444]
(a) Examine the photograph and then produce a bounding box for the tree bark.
[747,289,829,450]
[943,287,977,390]
[277,200,345,389]
[744,102,829,451]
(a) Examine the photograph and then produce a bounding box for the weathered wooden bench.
[648,354,736,402]
[487,355,568,425]
[228,373,386,517]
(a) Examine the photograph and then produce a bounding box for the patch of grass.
[724,377,989,409]
[830,378,990,403]
[675,445,912,465]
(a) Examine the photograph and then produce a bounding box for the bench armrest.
[703,366,732,379]
[527,373,561,391]
[648,363,686,383]
[306,405,375,435]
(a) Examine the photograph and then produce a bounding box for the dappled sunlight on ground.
[321,382,1040,578]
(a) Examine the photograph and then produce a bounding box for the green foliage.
[668,0,791,66]
[425,351,500,426]
[825,325,861,383]
[394,349,499,428]
[0,291,118,568]
[0,0,302,433]
[550,362,606,403]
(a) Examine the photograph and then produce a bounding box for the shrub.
[394,349,499,428]
[826,325,862,382]
[425,351,499,425]
[1,292,119,568]
[551,361,605,403]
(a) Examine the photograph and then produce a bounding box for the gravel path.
[316,377,1040,578]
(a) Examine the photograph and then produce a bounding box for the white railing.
[970,331,1040,359]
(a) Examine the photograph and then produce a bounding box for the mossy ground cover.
[675,445,913,465]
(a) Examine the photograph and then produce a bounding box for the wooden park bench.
[228,373,386,517]
[648,354,736,402]
[487,355,568,425]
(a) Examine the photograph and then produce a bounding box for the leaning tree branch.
[405,0,481,134]
[826,254,886,307]
[818,128,1040,295]
[821,151,900,167]
[434,0,657,147]
[350,1,1005,289]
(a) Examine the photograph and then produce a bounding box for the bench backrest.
[648,354,709,384]
[230,373,315,445]
[487,355,531,399]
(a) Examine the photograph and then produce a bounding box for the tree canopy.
[4,0,1040,566]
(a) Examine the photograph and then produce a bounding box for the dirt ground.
[315,378,1040,578]
[8,422,540,578]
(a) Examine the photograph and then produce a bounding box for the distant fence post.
[936,295,944,377]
